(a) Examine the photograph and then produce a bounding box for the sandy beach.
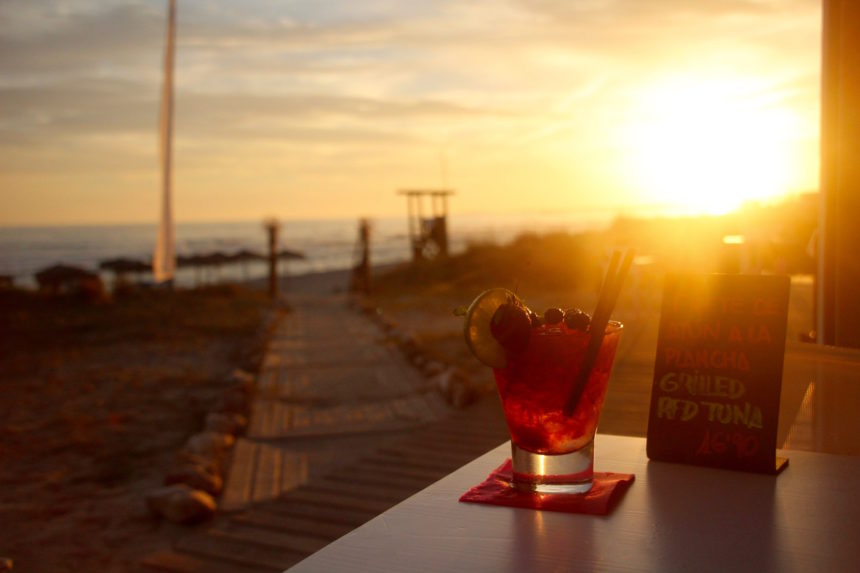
[0,285,273,572]
[0,266,412,572]
[0,219,821,571]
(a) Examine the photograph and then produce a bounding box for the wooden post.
[350,218,372,295]
[264,218,279,300]
[819,0,860,347]
[405,194,417,259]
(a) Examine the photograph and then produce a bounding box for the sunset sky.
[0,0,821,226]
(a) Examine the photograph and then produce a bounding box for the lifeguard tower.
[398,189,454,261]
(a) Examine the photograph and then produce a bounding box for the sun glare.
[621,77,801,215]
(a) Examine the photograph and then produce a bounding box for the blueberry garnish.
[544,307,564,325]
[563,308,591,330]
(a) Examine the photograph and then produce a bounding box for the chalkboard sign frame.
[646,273,790,474]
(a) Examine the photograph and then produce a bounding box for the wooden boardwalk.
[219,292,451,511]
[142,291,509,572]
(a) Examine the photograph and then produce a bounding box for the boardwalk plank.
[281,447,308,493]
[362,452,465,473]
[142,550,275,573]
[303,476,418,502]
[376,445,477,466]
[404,433,506,454]
[263,499,376,526]
[284,489,395,515]
[346,461,448,482]
[220,439,258,512]
[176,531,304,571]
[232,511,355,540]
[214,523,329,555]
[252,442,282,503]
[325,467,435,491]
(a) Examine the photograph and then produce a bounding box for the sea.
[0,212,617,289]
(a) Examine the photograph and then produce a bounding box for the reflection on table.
[779,341,860,455]
[285,435,860,573]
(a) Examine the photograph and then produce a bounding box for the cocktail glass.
[492,321,623,494]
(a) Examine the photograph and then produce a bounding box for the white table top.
[285,434,860,573]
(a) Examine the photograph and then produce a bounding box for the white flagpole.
[153,0,176,284]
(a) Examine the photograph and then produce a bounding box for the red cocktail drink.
[461,286,628,494]
[493,321,622,492]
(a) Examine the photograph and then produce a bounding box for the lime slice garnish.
[463,288,518,368]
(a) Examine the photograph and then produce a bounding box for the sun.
[620,76,801,215]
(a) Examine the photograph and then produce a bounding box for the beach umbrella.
[275,248,307,284]
[99,257,151,287]
[35,263,98,283]
[177,252,234,285]
[99,257,151,277]
[200,251,230,266]
[197,251,231,283]
[177,254,202,268]
[277,248,306,260]
[230,249,266,282]
[176,254,207,285]
[231,249,266,262]
[34,263,100,295]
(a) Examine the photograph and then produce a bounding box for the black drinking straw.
[563,249,634,417]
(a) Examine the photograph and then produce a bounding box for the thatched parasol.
[201,251,231,267]
[34,263,101,295]
[277,248,306,260]
[230,249,266,282]
[35,263,97,283]
[177,254,202,268]
[230,249,266,262]
[99,257,151,275]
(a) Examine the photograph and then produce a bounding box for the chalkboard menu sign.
[646,273,790,474]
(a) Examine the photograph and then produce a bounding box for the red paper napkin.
[459,459,634,515]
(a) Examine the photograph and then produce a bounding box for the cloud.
[0,0,823,224]
[0,0,526,150]
[0,75,505,147]
[517,0,815,21]
[0,2,162,79]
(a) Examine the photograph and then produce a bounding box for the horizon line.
[0,191,819,230]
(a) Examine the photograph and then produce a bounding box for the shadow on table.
[645,460,786,573]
